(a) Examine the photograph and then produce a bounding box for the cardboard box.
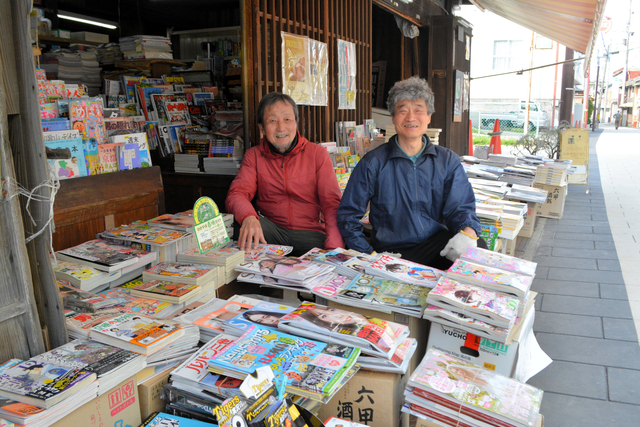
[71,31,109,43]
[52,375,141,427]
[426,307,535,378]
[326,300,430,374]
[532,183,567,219]
[317,369,403,427]
[518,201,538,238]
[138,364,174,419]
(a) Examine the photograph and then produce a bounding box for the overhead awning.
[471,0,607,75]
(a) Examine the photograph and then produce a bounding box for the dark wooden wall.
[244,0,372,145]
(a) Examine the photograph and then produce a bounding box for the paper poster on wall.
[308,39,328,106]
[337,39,356,110]
[453,70,463,122]
[463,73,470,111]
[282,32,311,105]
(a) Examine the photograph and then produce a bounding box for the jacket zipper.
[413,162,425,232]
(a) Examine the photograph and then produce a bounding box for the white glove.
[440,232,478,262]
[381,251,402,258]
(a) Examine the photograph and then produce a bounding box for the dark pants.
[233,217,326,257]
[394,229,488,271]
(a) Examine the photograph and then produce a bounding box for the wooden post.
[9,0,67,349]
[0,2,46,360]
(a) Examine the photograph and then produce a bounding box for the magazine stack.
[331,273,431,317]
[141,261,224,302]
[279,302,417,374]
[57,280,120,313]
[177,246,245,284]
[311,248,382,278]
[235,253,335,287]
[174,295,265,342]
[98,221,195,262]
[0,340,145,425]
[403,349,543,427]
[364,254,445,287]
[218,300,295,336]
[54,239,158,292]
[207,325,360,403]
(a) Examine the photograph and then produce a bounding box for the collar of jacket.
[387,134,436,160]
[259,132,306,158]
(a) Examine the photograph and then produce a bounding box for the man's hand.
[238,216,267,251]
[440,229,478,262]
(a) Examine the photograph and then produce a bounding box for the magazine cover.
[447,259,532,299]
[56,239,140,272]
[427,277,519,328]
[53,261,107,285]
[365,255,444,287]
[310,272,352,298]
[144,262,216,280]
[171,334,236,392]
[192,300,257,334]
[235,254,334,283]
[407,349,542,427]
[69,97,106,143]
[208,325,360,400]
[101,222,190,246]
[65,307,134,339]
[44,138,88,179]
[96,287,173,317]
[148,214,195,232]
[338,274,430,310]
[81,137,101,175]
[224,243,293,261]
[90,312,184,351]
[222,301,295,335]
[128,280,200,301]
[117,143,142,170]
[97,142,121,173]
[279,302,407,358]
[460,247,537,277]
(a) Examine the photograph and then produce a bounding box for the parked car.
[480,101,549,131]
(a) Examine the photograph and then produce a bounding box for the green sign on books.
[192,196,229,254]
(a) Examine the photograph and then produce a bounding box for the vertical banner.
[337,39,356,110]
[308,39,328,106]
[282,32,311,105]
[453,70,463,122]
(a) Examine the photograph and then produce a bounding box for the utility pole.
[621,0,633,111]
[592,57,600,131]
[559,48,575,125]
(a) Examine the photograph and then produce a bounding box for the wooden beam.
[9,0,67,350]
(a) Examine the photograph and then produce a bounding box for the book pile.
[95,42,123,65]
[174,153,202,173]
[147,212,195,233]
[468,178,509,199]
[174,295,264,342]
[402,349,543,427]
[364,254,445,287]
[279,302,416,374]
[202,156,242,175]
[505,183,548,204]
[56,52,83,88]
[0,339,145,416]
[422,277,518,342]
[57,280,119,313]
[74,48,102,96]
[53,260,122,292]
[98,221,196,262]
[479,199,527,239]
[235,253,335,287]
[207,325,360,403]
[119,35,173,61]
[96,284,177,318]
[89,312,200,365]
[331,273,431,317]
[311,248,382,279]
[498,164,537,186]
[177,246,244,284]
[139,261,224,304]
[535,160,571,186]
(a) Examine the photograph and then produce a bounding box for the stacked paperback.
[119,35,173,61]
[403,349,543,427]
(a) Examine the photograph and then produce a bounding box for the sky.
[597,0,639,74]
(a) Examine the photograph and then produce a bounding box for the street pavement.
[525,123,640,426]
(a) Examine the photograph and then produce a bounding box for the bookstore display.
[7,9,582,427]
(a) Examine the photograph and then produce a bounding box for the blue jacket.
[337,135,481,253]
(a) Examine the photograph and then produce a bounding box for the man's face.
[392,99,431,142]
[259,101,298,153]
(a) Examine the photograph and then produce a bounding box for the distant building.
[611,68,640,127]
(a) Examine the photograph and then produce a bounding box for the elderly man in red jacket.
[226,93,345,256]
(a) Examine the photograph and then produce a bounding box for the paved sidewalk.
[526,125,640,426]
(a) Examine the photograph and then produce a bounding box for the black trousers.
[393,229,488,271]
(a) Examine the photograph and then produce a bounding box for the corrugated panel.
[474,0,606,74]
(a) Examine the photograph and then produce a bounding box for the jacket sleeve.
[225,149,259,225]
[315,147,346,250]
[441,154,482,237]
[336,158,375,254]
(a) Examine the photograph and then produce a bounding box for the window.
[493,40,523,70]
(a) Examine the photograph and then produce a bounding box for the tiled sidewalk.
[525,127,640,426]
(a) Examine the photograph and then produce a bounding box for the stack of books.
[279,302,416,374]
[207,325,360,403]
[235,253,335,287]
[119,35,173,61]
[174,154,202,173]
[364,254,444,287]
[535,160,571,186]
[177,247,243,284]
[402,349,543,427]
[57,280,119,313]
[53,260,121,292]
[505,183,548,204]
[98,221,195,262]
[311,248,382,279]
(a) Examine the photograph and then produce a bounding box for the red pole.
[468,119,474,156]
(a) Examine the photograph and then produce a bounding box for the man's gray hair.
[387,76,435,117]
[257,92,299,125]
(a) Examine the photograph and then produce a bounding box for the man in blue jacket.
[337,76,485,270]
